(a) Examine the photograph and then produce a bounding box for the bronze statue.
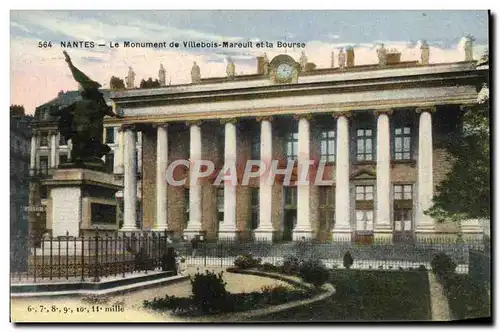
[50,51,122,169]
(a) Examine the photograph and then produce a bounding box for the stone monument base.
[42,168,122,237]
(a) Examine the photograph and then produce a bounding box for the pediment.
[350,168,376,180]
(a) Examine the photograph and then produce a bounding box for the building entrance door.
[283,209,296,242]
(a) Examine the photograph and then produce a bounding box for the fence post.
[80,235,85,282]
[65,231,69,280]
[122,234,127,278]
[33,236,37,283]
[93,231,100,282]
[49,234,53,280]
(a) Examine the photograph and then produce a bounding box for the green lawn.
[443,274,491,320]
[249,270,432,322]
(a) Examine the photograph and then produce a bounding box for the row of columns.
[119,107,436,240]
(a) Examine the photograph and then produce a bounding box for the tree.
[10,104,25,116]
[426,72,490,222]
[139,77,161,89]
[109,76,125,90]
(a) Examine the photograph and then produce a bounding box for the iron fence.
[10,232,490,283]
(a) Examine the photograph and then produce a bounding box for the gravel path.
[11,267,289,323]
[427,271,451,321]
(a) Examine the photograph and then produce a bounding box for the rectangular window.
[318,186,335,231]
[394,126,412,160]
[393,184,413,200]
[105,127,115,144]
[393,184,413,233]
[40,133,49,147]
[355,185,374,201]
[355,210,374,231]
[105,152,114,173]
[59,134,67,146]
[394,209,412,232]
[284,186,297,207]
[39,156,48,174]
[250,188,259,230]
[251,134,260,160]
[217,187,224,222]
[285,132,299,161]
[59,154,68,165]
[320,130,336,162]
[356,129,373,161]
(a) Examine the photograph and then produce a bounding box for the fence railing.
[10,232,489,283]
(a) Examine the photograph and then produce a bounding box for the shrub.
[281,255,301,275]
[418,265,428,271]
[234,254,262,269]
[190,270,229,313]
[431,252,457,277]
[260,284,296,304]
[143,295,193,314]
[298,259,330,288]
[260,262,279,272]
[343,251,353,269]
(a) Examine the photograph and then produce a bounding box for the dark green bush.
[431,252,457,276]
[281,255,301,275]
[234,254,262,269]
[190,270,230,313]
[418,265,428,271]
[298,259,330,288]
[260,262,279,272]
[343,252,353,269]
[143,295,193,314]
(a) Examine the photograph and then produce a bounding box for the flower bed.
[142,269,314,317]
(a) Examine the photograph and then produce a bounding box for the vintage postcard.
[10,10,491,323]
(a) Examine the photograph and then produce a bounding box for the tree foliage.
[10,104,25,116]
[109,76,125,90]
[426,88,490,221]
[139,77,161,89]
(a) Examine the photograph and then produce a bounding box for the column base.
[254,226,274,242]
[120,226,138,232]
[330,228,352,243]
[183,226,203,240]
[292,229,313,241]
[373,228,393,243]
[218,229,237,241]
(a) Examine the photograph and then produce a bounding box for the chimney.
[257,56,265,74]
[386,48,402,65]
[346,47,355,68]
[420,40,430,65]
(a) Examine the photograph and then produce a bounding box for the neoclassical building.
[28,44,488,243]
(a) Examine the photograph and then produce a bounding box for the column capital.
[118,123,137,132]
[415,106,436,114]
[374,108,393,116]
[332,111,352,119]
[151,122,169,129]
[186,119,202,127]
[219,118,238,125]
[293,113,313,121]
[256,115,274,123]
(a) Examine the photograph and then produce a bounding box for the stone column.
[374,109,393,242]
[50,131,58,168]
[155,124,169,231]
[67,139,72,160]
[121,124,138,231]
[294,114,313,240]
[29,134,37,175]
[255,116,274,241]
[416,107,435,234]
[331,111,352,242]
[219,119,238,240]
[116,130,124,174]
[184,121,203,238]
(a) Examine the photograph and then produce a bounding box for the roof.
[36,89,112,110]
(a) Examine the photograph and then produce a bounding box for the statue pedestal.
[42,168,122,237]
